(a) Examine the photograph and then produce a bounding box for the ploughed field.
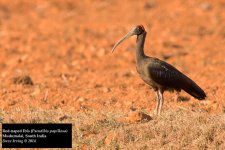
[0,0,224,149]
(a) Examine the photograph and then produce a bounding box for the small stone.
[71,60,77,66]
[117,111,152,123]
[59,115,71,121]
[18,54,28,63]
[1,71,7,78]
[9,100,17,106]
[94,84,102,88]
[144,0,156,9]
[12,75,33,85]
[77,97,85,102]
[103,87,110,93]
[200,2,212,11]
[122,72,132,78]
[97,48,106,57]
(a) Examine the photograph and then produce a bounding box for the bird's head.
[112,25,146,52]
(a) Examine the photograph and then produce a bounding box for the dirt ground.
[0,0,225,149]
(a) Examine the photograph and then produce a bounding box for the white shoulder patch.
[161,65,169,71]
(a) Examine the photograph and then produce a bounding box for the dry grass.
[74,109,225,149]
[1,108,225,149]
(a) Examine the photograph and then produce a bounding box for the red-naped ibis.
[112,25,206,114]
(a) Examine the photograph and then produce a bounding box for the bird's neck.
[136,32,147,62]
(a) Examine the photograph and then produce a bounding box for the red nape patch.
[138,25,145,31]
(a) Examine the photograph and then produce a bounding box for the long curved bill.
[111,29,135,53]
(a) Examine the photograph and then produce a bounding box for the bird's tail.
[182,76,206,100]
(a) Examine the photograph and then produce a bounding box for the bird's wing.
[148,59,183,90]
[148,58,206,99]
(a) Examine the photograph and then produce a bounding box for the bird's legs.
[154,90,160,114]
[158,90,164,115]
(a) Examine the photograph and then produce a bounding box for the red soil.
[0,0,225,120]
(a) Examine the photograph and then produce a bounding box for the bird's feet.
[153,109,161,115]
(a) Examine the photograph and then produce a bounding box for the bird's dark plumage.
[147,57,206,100]
[112,25,206,114]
